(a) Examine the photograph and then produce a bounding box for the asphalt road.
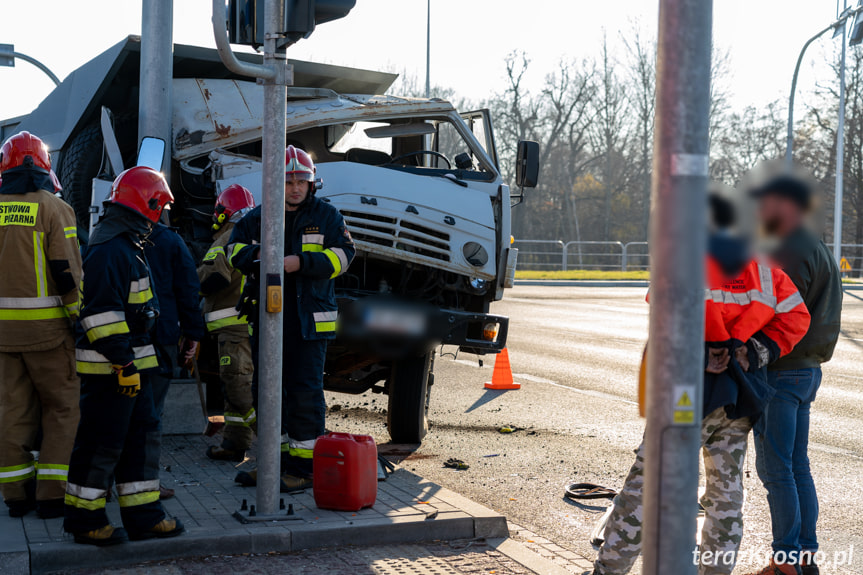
[327,285,863,575]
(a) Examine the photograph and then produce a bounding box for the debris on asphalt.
[482,454,500,458]
[498,426,515,433]
[444,458,470,470]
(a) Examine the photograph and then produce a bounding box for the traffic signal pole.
[212,0,292,517]
[643,1,712,574]
[139,0,174,177]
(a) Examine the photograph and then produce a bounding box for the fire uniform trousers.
[0,187,82,504]
[197,221,255,451]
[594,258,810,575]
[64,233,167,534]
[229,197,355,476]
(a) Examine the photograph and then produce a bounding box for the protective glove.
[112,362,140,398]
[236,275,259,322]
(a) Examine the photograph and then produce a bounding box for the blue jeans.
[754,368,822,557]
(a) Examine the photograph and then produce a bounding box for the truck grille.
[341,210,451,262]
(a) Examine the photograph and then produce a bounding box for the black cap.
[750,175,812,210]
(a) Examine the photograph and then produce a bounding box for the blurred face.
[758,194,804,238]
[285,174,309,211]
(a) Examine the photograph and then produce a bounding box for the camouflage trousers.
[594,407,752,575]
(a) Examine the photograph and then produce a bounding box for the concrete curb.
[490,537,578,575]
[5,476,509,574]
[515,280,649,288]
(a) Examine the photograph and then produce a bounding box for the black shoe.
[7,499,36,518]
[128,517,185,541]
[73,525,129,546]
[801,560,819,575]
[207,445,245,462]
[36,499,64,519]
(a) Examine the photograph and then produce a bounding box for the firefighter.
[198,184,257,461]
[64,166,183,546]
[0,132,82,519]
[230,146,355,491]
[592,184,811,575]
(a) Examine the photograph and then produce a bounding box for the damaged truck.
[0,37,538,443]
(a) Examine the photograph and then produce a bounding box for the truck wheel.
[58,123,104,229]
[58,115,136,230]
[387,352,433,444]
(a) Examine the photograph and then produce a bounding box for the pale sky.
[0,0,850,121]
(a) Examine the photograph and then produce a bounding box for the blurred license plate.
[364,308,427,336]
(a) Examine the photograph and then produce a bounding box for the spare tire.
[59,115,138,230]
[58,123,105,230]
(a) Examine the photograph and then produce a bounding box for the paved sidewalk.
[0,434,593,574]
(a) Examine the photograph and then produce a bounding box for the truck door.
[460,110,499,169]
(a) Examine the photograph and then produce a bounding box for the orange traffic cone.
[484,348,520,390]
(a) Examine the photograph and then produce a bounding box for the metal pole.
[255,0,290,517]
[425,0,430,98]
[643,1,711,574]
[0,50,60,85]
[835,19,847,264]
[139,0,174,178]
[785,23,835,166]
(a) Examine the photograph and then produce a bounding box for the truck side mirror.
[137,137,166,171]
[516,140,540,189]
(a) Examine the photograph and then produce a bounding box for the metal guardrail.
[514,240,863,275]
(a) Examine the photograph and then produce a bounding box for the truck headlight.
[463,242,489,267]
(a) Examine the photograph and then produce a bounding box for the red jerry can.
[313,432,378,511]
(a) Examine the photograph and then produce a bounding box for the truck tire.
[58,123,105,229]
[387,352,433,444]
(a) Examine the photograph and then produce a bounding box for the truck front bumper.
[337,296,508,357]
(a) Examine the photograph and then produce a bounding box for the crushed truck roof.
[173,78,455,160]
[7,36,398,152]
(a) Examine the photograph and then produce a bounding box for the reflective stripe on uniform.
[313,310,338,333]
[279,437,315,459]
[203,246,225,262]
[776,291,805,313]
[128,277,154,304]
[36,463,69,481]
[64,226,77,239]
[76,345,159,375]
[0,295,66,321]
[65,482,107,511]
[705,288,776,308]
[205,307,247,331]
[33,230,47,297]
[323,247,349,278]
[0,462,35,483]
[302,233,325,253]
[117,479,160,508]
[228,243,248,265]
[225,407,257,427]
[81,310,129,342]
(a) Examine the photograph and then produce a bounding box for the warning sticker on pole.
[672,385,696,425]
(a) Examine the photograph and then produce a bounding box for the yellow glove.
[112,363,141,398]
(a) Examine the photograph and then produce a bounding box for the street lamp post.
[0,45,60,86]
[425,0,431,99]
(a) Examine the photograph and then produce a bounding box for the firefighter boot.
[206,445,245,462]
[73,525,129,547]
[235,469,311,492]
[128,517,185,541]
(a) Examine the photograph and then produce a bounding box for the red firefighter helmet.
[109,166,174,223]
[213,184,255,230]
[285,145,315,182]
[0,131,51,174]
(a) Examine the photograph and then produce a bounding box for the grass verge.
[515,270,650,281]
